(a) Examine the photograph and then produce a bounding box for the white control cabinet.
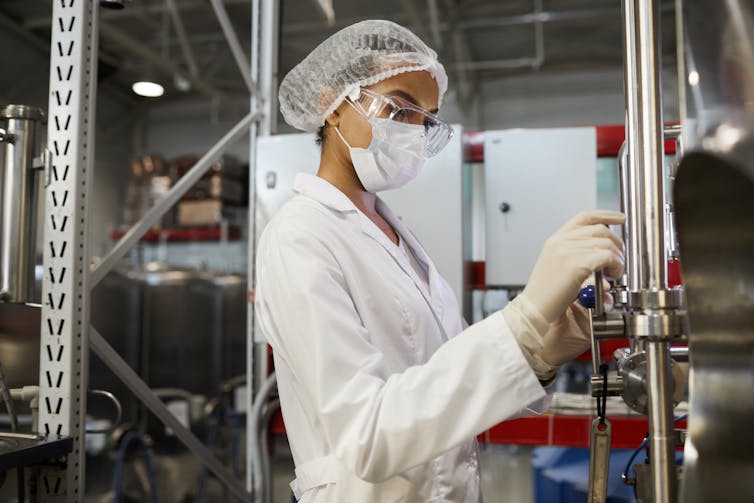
[483,127,597,286]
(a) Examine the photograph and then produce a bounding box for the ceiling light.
[132,81,165,98]
[688,71,700,86]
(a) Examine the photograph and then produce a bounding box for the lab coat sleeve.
[256,225,547,484]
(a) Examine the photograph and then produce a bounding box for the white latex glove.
[539,301,592,367]
[502,294,557,383]
[522,211,626,324]
[538,276,613,367]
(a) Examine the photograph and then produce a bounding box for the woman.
[255,20,624,502]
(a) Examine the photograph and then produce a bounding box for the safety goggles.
[346,88,453,157]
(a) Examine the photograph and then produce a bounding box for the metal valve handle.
[581,271,611,503]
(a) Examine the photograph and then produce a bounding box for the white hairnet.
[279,19,448,132]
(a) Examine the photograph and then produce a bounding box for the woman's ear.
[324,107,341,128]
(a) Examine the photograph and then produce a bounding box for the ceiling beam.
[164,0,199,77]
[24,0,250,28]
[98,23,229,102]
[401,0,433,45]
[0,8,137,107]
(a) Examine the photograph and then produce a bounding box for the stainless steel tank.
[674,138,754,503]
[0,105,45,303]
[0,303,40,388]
[190,272,247,388]
[90,266,247,417]
[90,269,143,422]
[674,1,754,501]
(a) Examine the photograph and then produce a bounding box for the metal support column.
[37,0,99,500]
[246,0,279,495]
[247,0,261,493]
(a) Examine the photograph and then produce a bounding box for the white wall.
[142,66,681,148]
[143,100,251,162]
[440,66,680,130]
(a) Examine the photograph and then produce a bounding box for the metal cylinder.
[622,0,644,293]
[621,0,677,501]
[622,0,668,293]
[645,341,677,500]
[0,105,45,303]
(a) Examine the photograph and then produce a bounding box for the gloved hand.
[538,276,614,367]
[538,301,592,367]
[522,211,626,324]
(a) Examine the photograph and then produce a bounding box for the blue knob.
[579,285,596,309]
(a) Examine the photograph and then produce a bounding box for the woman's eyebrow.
[385,89,440,113]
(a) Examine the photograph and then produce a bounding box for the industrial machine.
[581,1,754,502]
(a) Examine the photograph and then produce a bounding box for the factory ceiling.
[0,0,678,106]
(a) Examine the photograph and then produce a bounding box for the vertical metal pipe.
[634,0,667,291]
[259,0,279,136]
[617,141,630,268]
[621,0,645,293]
[621,1,677,501]
[645,341,677,501]
[246,0,261,494]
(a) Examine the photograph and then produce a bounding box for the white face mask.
[335,118,428,193]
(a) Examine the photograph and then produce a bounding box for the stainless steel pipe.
[0,105,45,303]
[623,0,668,293]
[621,0,678,501]
[645,341,677,501]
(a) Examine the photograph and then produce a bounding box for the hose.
[113,430,160,503]
[230,413,243,479]
[0,361,18,432]
[86,389,123,434]
[621,436,649,485]
[250,373,277,503]
[622,414,689,485]
[151,388,195,401]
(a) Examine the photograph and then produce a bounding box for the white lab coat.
[255,173,548,502]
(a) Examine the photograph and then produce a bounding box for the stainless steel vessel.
[90,266,247,423]
[674,139,754,503]
[674,1,754,501]
[0,105,45,303]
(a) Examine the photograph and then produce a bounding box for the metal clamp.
[590,372,624,397]
[0,128,14,144]
[628,288,685,310]
[34,148,53,187]
[624,310,689,339]
[593,311,627,340]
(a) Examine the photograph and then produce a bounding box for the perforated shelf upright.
[37,0,98,500]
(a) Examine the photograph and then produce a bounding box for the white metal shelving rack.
[37,0,278,500]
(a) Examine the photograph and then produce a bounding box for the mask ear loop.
[333,124,352,149]
[335,87,372,148]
